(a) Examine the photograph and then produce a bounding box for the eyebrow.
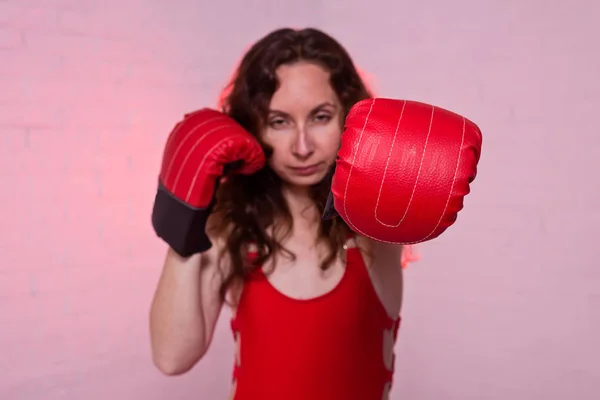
[269,101,337,117]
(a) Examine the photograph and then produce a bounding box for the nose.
[291,127,315,160]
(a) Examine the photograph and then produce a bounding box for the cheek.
[262,134,288,168]
[316,126,343,157]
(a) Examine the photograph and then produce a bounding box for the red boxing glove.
[324,98,482,244]
[152,109,265,256]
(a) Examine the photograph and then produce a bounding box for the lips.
[288,162,323,176]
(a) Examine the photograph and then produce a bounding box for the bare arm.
[358,237,404,317]
[149,238,226,375]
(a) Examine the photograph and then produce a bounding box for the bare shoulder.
[354,235,404,317]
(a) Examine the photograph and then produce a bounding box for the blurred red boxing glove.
[152,109,265,256]
[323,98,482,244]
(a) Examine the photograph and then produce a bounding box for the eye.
[313,113,332,123]
[268,117,288,129]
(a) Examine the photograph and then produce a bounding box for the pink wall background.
[1,0,598,399]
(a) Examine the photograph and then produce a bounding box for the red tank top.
[229,240,401,399]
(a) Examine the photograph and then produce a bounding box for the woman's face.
[261,61,343,189]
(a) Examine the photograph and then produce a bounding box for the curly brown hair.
[212,27,373,303]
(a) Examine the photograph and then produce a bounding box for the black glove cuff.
[322,191,340,220]
[151,180,213,257]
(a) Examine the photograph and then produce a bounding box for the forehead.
[269,61,338,113]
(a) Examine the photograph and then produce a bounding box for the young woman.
[149,27,481,400]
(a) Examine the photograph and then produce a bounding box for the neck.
[281,184,320,232]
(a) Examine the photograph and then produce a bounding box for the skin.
[149,61,404,377]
